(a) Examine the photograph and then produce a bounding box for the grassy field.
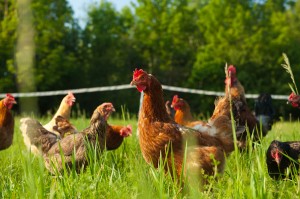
[1,115,300,199]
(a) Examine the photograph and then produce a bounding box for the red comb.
[228,65,236,74]
[133,68,145,79]
[288,92,295,99]
[6,93,14,99]
[172,95,179,104]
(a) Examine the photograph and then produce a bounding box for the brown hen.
[130,69,241,181]
[0,94,17,150]
[171,95,206,130]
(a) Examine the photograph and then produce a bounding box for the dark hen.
[266,140,300,180]
[254,93,275,131]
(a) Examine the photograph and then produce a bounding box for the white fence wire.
[0,84,289,100]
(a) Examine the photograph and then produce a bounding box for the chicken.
[130,69,241,180]
[43,92,76,136]
[171,95,206,130]
[43,102,114,174]
[287,92,300,108]
[266,140,300,180]
[254,93,275,131]
[0,94,17,150]
[218,65,268,148]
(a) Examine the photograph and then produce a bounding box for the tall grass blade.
[281,53,299,94]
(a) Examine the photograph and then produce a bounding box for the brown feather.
[105,125,125,150]
[0,98,15,150]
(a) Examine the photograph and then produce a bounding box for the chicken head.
[3,94,17,109]
[64,92,76,107]
[130,69,149,92]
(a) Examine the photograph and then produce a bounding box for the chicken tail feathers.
[20,117,59,155]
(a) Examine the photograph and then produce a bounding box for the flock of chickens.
[0,92,132,174]
[1,65,300,184]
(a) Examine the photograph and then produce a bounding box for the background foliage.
[1,0,300,119]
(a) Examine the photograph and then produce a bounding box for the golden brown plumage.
[105,124,132,150]
[171,95,206,129]
[130,69,238,180]
[0,94,17,150]
[171,95,244,154]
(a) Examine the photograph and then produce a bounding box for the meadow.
[1,115,300,199]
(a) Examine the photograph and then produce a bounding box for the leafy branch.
[281,53,299,95]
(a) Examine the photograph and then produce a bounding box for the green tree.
[0,0,18,93]
[81,1,140,113]
[187,0,300,116]
[28,0,83,114]
[133,0,199,85]
[31,0,82,91]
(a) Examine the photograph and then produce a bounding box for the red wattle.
[137,85,146,92]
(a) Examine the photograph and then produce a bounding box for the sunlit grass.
[1,117,300,198]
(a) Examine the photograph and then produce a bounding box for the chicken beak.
[273,151,281,165]
[130,80,137,86]
[274,156,282,166]
[112,107,116,112]
[12,100,17,104]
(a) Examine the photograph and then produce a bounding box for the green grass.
[1,116,300,198]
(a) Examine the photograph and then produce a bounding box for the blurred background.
[1,0,300,120]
